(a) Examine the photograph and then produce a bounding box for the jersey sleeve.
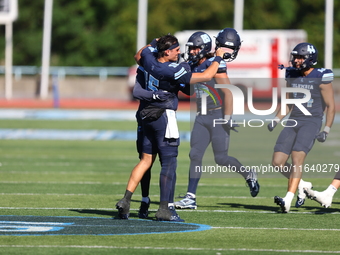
[217,59,227,73]
[179,83,194,96]
[321,69,334,84]
[132,66,154,101]
[207,57,226,73]
[173,62,192,85]
[140,46,157,67]
[149,38,158,48]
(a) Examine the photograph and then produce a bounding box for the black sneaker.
[246,171,260,197]
[138,199,150,219]
[115,198,130,219]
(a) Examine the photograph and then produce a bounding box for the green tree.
[243,0,340,67]
[0,0,338,68]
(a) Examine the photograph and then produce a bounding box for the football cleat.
[295,196,305,208]
[304,188,332,208]
[246,171,260,197]
[155,208,173,221]
[274,196,290,213]
[295,181,313,208]
[138,199,151,219]
[174,195,197,209]
[115,198,130,219]
[169,206,185,222]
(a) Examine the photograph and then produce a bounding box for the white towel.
[165,109,179,139]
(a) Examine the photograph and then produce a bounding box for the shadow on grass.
[216,202,339,214]
[69,198,159,219]
[298,204,340,214]
[70,209,148,219]
[69,209,116,217]
[216,202,280,212]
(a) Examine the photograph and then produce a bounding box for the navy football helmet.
[290,42,318,70]
[184,31,212,63]
[215,28,241,62]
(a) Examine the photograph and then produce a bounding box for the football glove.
[316,131,328,143]
[267,120,278,132]
[152,91,170,101]
[223,119,239,134]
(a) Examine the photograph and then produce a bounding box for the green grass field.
[0,116,340,254]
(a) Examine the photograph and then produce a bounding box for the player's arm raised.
[134,38,158,65]
[190,48,224,84]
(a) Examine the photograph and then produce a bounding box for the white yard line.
[0,245,339,253]
[0,207,339,215]
[212,226,340,231]
[0,180,290,188]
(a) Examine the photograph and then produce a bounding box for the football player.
[268,42,335,213]
[116,34,225,221]
[174,29,260,210]
[132,66,172,219]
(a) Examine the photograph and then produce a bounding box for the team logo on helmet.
[290,42,318,70]
[184,31,212,64]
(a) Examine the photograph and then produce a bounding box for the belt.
[208,107,222,111]
[197,107,222,115]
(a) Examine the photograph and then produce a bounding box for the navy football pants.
[142,112,179,203]
[188,109,245,194]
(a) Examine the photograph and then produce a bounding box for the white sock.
[168,203,174,208]
[284,192,294,203]
[187,192,196,199]
[326,185,337,196]
[142,196,150,203]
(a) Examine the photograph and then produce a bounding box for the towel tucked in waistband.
[165,109,179,139]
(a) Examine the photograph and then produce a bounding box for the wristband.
[224,115,231,120]
[213,56,223,63]
[273,116,280,123]
[324,126,331,134]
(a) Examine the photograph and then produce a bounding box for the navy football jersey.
[286,68,334,118]
[191,57,227,111]
[140,45,192,110]
[135,66,150,113]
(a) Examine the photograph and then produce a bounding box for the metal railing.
[1,65,339,79]
[0,66,130,80]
